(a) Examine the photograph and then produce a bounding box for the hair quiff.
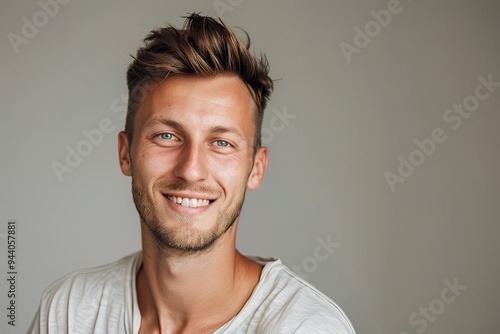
[125,13,273,149]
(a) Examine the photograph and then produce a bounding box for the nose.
[173,142,209,184]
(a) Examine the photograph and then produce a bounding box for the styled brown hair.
[125,13,273,149]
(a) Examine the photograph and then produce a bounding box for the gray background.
[1,0,499,333]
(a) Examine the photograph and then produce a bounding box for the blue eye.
[215,140,230,147]
[160,133,176,140]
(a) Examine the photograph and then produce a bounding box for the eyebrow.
[143,118,186,132]
[208,125,247,142]
[143,118,248,142]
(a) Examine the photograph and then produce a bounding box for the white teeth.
[166,195,211,208]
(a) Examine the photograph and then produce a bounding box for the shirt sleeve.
[26,306,40,334]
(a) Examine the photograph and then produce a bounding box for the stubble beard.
[131,178,245,254]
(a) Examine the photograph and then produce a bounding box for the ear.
[247,146,268,191]
[118,131,132,176]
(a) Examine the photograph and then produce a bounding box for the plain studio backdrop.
[1,1,499,333]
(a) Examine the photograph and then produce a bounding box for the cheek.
[210,155,251,188]
[133,148,175,181]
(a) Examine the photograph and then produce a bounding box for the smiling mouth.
[165,195,214,208]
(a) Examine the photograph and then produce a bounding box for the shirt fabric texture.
[28,252,356,333]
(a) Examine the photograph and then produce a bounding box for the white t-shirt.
[28,252,355,333]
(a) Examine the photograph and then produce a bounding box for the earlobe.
[247,146,268,190]
[118,131,132,176]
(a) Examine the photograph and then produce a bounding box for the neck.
[137,222,262,333]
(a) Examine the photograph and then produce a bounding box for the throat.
[136,252,263,333]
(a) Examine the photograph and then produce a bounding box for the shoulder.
[41,251,140,302]
[29,251,141,333]
[232,257,356,334]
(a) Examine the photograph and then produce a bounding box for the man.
[29,13,355,333]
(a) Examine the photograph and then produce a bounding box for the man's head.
[125,13,273,150]
[118,14,272,254]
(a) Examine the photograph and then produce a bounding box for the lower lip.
[163,196,212,214]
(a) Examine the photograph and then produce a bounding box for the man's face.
[118,75,268,253]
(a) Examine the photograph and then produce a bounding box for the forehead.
[136,75,255,129]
